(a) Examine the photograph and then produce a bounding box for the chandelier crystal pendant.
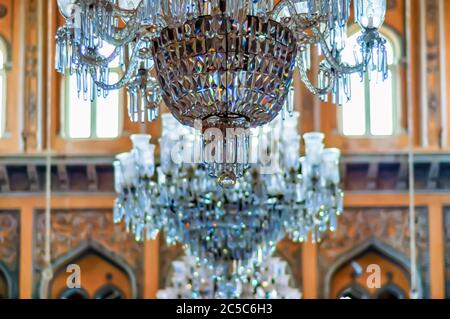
[113,112,343,269]
[157,254,301,299]
[56,0,387,182]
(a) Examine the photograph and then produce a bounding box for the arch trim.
[323,237,423,299]
[39,240,138,299]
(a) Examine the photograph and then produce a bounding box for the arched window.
[59,288,89,299]
[0,38,7,138]
[63,43,122,139]
[94,284,124,299]
[339,28,401,136]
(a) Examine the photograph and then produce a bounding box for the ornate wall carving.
[421,0,445,147]
[33,209,144,297]
[22,0,40,151]
[318,208,430,298]
[0,210,19,298]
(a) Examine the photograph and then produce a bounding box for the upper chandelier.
[56,0,387,182]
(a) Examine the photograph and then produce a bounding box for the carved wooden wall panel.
[23,0,39,151]
[420,0,445,147]
[33,209,144,297]
[318,208,430,298]
[0,210,19,298]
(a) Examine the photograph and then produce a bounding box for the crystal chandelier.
[157,254,301,299]
[113,112,343,269]
[57,0,387,182]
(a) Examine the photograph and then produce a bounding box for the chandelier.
[157,254,301,299]
[56,0,387,183]
[113,112,343,269]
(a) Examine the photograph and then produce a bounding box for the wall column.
[143,235,160,299]
[302,240,319,299]
[428,203,445,298]
[19,206,34,299]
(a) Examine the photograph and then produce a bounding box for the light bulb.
[355,0,386,30]
[57,0,77,19]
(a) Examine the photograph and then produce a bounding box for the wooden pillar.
[143,235,160,299]
[302,240,318,299]
[428,203,445,298]
[19,206,34,299]
[445,0,450,148]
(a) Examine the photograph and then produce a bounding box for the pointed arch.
[39,240,138,299]
[323,237,423,298]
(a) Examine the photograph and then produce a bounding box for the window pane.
[385,40,395,66]
[341,33,360,64]
[342,73,366,136]
[96,72,120,138]
[68,76,91,138]
[98,42,121,68]
[0,49,4,137]
[370,70,394,135]
[0,74,3,137]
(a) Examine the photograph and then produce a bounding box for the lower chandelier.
[157,254,301,299]
[113,112,343,270]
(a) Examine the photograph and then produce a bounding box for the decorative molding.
[318,207,430,298]
[343,153,450,193]
[22,0,40,152]
[438,0,448,147]
[33,209,144,298]
[1,154,450,195]
[420,0,444,147]
[0,157,115,195]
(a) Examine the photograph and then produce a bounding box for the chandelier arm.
[298,54,335,96]
[91,0,161,47]
[92,0,150,18]
[311,26,365,74]
[88,41,144,90]
[89,60,137,90]
[271,0,328,31]
[94,16,144,46]
[73,43,124,66]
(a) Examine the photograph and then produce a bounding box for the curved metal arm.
[311,26,365,74]
[89,39,146,90]
[95,14,143,46]
[73,44,123,66]
[298,52,335,96]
